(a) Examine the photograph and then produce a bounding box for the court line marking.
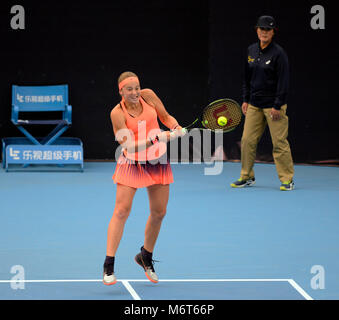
[288,279,313,300]
[0,278,293,283]
[0,278,313,300]
[121,280,141,300]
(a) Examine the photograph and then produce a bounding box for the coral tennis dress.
[112,97,173,188]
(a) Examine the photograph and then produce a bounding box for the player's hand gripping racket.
[182,98,243,134]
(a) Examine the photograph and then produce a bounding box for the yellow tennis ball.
[217,116,227,126]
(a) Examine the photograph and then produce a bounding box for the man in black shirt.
[231,16,294,191]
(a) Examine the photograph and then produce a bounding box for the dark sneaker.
[280,180,294,191]
[135,251,159,283]
[103,263,117,285]
[230,177,255,188]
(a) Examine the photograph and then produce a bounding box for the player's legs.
[104,183,137,285]
[144,183,169,253]
[264,105,294,183]
[134,183,169,283]
[240,104,266,179]
[106,183,137,257]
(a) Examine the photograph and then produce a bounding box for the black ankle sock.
[104,256,115,274]
[104,256,115,266]
[141,246,152,260]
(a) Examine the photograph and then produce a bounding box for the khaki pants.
[240,104,294,183]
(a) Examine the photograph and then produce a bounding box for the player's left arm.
[141,88,182,130]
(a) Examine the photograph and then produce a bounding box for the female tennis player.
[103,71,185,285]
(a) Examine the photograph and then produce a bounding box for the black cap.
[255,15,277,29]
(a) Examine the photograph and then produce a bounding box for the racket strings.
[202,100,242,132]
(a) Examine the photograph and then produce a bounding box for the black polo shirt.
[242,41,289,110]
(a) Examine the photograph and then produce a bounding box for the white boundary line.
[0,278,313,300]
[121,280,141,300]
[288,279,313,300]
[0,278,291,283]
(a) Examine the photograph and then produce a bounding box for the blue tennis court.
[0,162,338,300]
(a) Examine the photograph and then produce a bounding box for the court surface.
[1,162,338,300]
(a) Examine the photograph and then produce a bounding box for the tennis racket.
[183,98,242,133]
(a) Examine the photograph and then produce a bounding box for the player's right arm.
[110,105,171,153]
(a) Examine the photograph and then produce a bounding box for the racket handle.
[170,128,187,133]
[157,130,183,142]
[170,128,188,140]
[170,128,187,138]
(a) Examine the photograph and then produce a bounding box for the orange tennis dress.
[112,97,174,188]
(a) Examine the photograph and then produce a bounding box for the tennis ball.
[217,116,227,126]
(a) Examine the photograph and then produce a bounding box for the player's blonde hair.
[118,71,139,86]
